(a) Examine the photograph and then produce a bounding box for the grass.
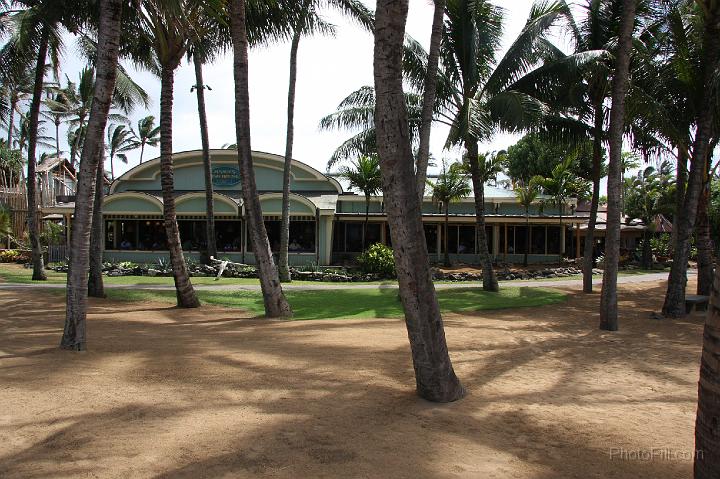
[104,287,567,321]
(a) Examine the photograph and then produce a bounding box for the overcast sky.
[54,0,542,178]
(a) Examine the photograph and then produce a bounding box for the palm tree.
[374,0,464,402]
[624,163,674,269]
[532,156,584,265]
[323,0,585,290]
[230,0,292,318]
[277,0,372,282]
[339,155,383,252]
[61,0,125,351]
[599,0,637,332]
[131,115,160,163]
[514,180,539,267]
[3,68,33,148]
[461,151,504,290]
[429,162,470,267]
[660,1,720,318]
[128,0,218,309]
[105,123,134,179]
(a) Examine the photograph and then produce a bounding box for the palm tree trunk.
[363,194,370,251]
[88,148,105,298]
[583,102,603,293]
[443,202,450,267]
[696,164,713,296]
[193,53,217,263]
[558,206,563,266]
[694,265,720,478]
[663,8,720,318]
[230,0,292,318]
[160,64,199,308]
[374,0,464,402]
[279,20,305,282]
[524,211,530,267]
[139,141,145,164]
[7,96,16,147]
[55,120,60,159]
[61,0,123,350]
[467,141,498,292]
[672,146,688,251]
[109,153,114,180]
[26,26,49,282]
[414,0,446,203]
[599,0,636,332]
[641,228,652,270]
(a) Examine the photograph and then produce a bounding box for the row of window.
[332,222,563,255]
[104,219,565,256]
[106,219,316,253]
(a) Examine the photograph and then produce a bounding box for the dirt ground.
[0,280,705,478]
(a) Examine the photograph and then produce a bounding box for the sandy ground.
[0,280,705,478]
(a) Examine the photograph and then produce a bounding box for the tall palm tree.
[277,0,372,282]
[514,180,539,267]
[128,0,217,308]
[131,115,160,163]
[230,0,292,318]
[461,151,504,290]
[599,0,637,332]
[61,0,124,351]
[661,1,720,318]
[373,0,464,402]
[339,155,383,251]
[105,123,134,179]
[323,0,587,290]
[429,162,470,267]
[191,51,217,263]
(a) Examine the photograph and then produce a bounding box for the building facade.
[45,150,588,265]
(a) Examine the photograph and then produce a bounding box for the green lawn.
[0,264,566,320]
[104,286,567,320]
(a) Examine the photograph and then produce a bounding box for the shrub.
[357,243,396,278]
[0,249,31,263]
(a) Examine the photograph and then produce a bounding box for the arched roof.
[110,149,342,194]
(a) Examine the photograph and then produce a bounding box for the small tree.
[130,115,160,164]
[532,157,590,265]
[624,162,675,268]
[514,180,539,267]
[429,161,471,267]
[339,155,383,251]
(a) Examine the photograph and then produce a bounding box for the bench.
[685,295,710,314]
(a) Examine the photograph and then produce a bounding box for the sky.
[51,0,539,179]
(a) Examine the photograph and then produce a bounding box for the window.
[364,223,382,246]
[458,225,475,254]
[424,224,438,253]
[138,220,166,250]
[289,221,316,253]
[447,225,458,253]
[546,226,561,255]
[531,225,546,254]
[178,220,207,251]
[247,220,315,253]
[514,225,528,254]
[216,220,242,252]
[346,223,364,252]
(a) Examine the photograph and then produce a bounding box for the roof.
[36,157,76,177]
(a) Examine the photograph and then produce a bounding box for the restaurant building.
[44,149,588,265]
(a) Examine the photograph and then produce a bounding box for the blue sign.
[212,166,241,187]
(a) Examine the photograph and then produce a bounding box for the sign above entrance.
[212,166,241,187]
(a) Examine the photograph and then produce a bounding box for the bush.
[0,249,31,263]
[357,243,396,278]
